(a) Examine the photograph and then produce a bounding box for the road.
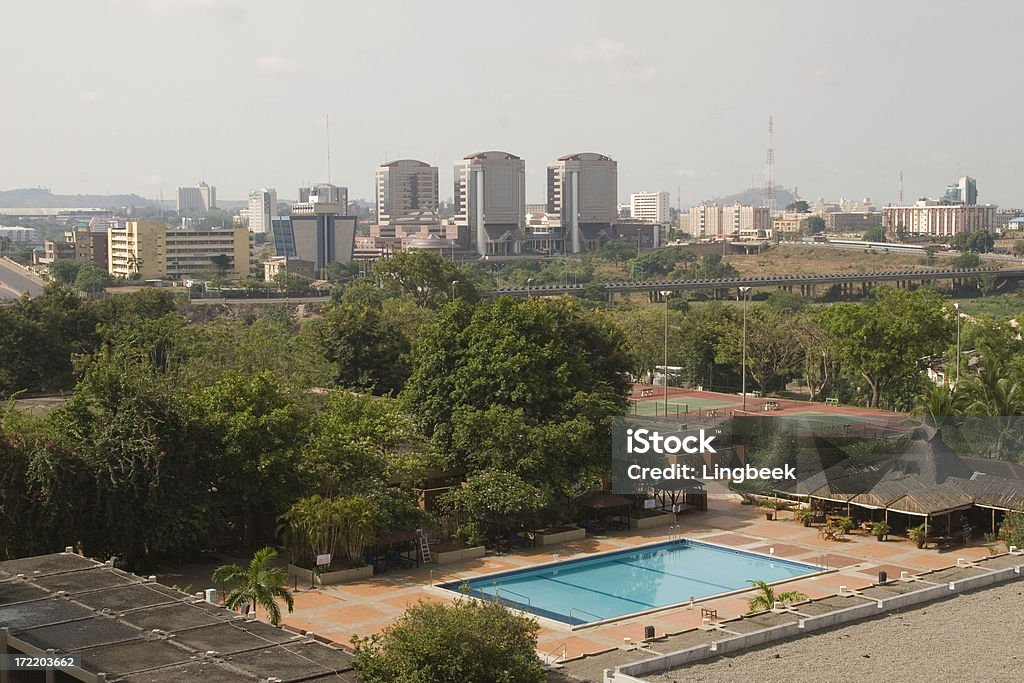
[0,258,45,299]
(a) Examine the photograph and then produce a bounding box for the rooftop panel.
[0,598,95,633]
[119,601,230,631]
[0,552,99,576]
[75,583,182,612]
[172,621,297,655]
[80,638,196,675]
[18,615,141,651]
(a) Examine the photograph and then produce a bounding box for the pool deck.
[266,494,996,661]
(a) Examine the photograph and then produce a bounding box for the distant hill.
[701,186,800,209]
[0,187,159,209]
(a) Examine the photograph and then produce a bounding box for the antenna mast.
[326,114,332,184]
[898,170,904,205]
[764,115,775,213]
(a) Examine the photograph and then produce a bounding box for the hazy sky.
[3,1,1023,207]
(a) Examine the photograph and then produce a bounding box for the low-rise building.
[40,224,109,268]
[882,202,997,238]
[824,211,883,231]
[108,220,252,280]
[0,225,38,242]
[263,256,315,281]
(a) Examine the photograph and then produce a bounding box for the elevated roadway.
[487,266,1024,298]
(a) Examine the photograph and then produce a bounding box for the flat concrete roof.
[0,552,359,682]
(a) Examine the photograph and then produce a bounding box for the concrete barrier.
[618,645,712,676]
[798,600,881,632]
[876,583,951,611]
[950,565,1019,592]
[604,670,649,683]
[711,622,801,653]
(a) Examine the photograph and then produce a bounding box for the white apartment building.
[376,160,438,226]
[176,182,216,215]
[882,202,996,238]
[630,191,670,224]
[247,188,278,234]
[0,226,38,242]
[689,203,771,237]
[454,151,526,256]
[546,153,617,253]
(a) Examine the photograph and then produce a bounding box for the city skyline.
[3,1,1023,207]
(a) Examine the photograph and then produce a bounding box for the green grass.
[950,294,1024,319]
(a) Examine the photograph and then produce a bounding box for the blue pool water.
[441,540,818,625]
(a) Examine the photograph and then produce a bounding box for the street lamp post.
[953,302,961,388]
[661,290,673,416]
[526,277,534,298]
[739,286,751,412]
[450,279,459,302]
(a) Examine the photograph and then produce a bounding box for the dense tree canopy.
[353,598,544,683]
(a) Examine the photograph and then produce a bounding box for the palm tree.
[746,580,807,613]
[911,384,965,426]
[211,547,294,625]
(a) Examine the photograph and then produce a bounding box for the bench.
[700,608,718,621]
[825,397,840,406]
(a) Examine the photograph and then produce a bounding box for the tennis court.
[629,395,737,417]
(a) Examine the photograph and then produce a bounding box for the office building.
[630,191,670,224]
[41,224,109,269]
[278,197,356,276]
[247,188,277,235]
[176,182,216,215]
[0,226,38,242]
[943,176,978,206]
[824,211,883,231]
[107,220,251,280]
[688,203,771,237]
[298,183,348,210]
[454,151,526,256]
[546,152,617,253]
[882,202,996,238]
[376,160,438,226]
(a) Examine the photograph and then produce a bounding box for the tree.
[816,288,953,408]
[211,547,294,625]
[402,297,631,495]
[746,580,807,613]
[312,300,411,394]
[48,259,82,284]
[952,230,995,254]
[716,306,804,395]
[1013,240,1024,257]
[193,371,307,547]
[804,216,826,236]
[374,251,481,307]
[953,252,981,269]
[441,469,548,540]
[599,241,638,268]
[863,226,885,242]
[352,598,544,683]
[785,200,810,213]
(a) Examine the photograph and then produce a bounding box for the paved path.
[0,258,45,298]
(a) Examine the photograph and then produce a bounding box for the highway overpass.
[487,266,1024,299]
[0,258,45,300]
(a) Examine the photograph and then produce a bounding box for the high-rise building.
[107,220,251,280]
[959,176,978,206]
[454,151,526,256]
[376,160,438,226]
[177,182,216,215]
[630,191,670,224]
[248,188,278,234]
[546,153,617,253]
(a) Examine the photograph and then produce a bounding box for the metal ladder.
[418,528,432,564]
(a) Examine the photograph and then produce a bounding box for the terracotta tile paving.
[699,532,762,547]
[746,543,822,559]
[289,590,345,609]
[742,522,808,539]
[330,580,405,598]
[535,634,614,660]
[377,591,447,610]
[864,564,925,579]
[318,603,391,625]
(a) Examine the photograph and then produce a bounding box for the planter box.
[288,563,373,586]
[630,511,676,529]
[536,526,586,546]
[434,545,486,565]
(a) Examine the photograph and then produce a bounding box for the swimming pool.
[439,539,819,625]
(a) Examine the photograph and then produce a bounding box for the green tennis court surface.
[779,412,875,427]
[630,396,737,416]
